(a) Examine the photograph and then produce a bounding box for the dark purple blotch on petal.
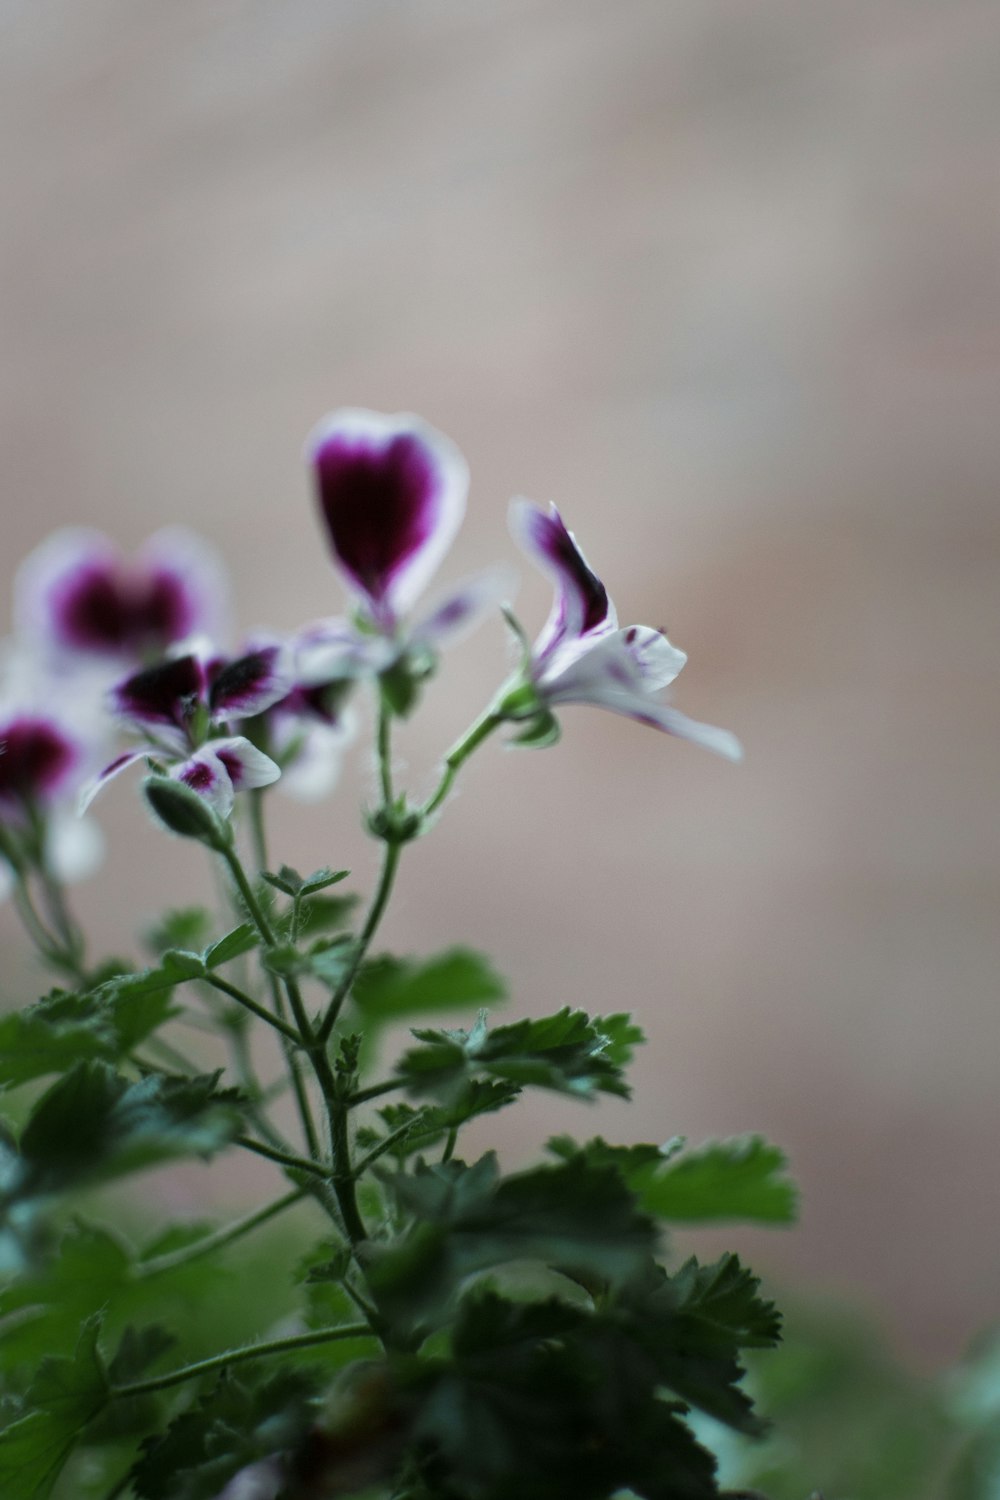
[179,759,217,793]
[53,561,195,654]
[0,718,76,806]
[214,745,244,785]
[314,433,438,609]
[277,678,353,726]
[114,654,205,728]
[532,509,609,635]
[209,647,282,718]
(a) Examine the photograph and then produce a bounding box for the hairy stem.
[137,1187,308,1279]
[111,1322,374,1399]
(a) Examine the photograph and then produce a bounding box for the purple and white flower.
[15,526,229,665]
[0,710,105,897]
[507,500,742,761]
[82,644,288,815]
[307,409,469,632]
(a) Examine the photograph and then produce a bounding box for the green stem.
[420,704,503,820]
[318,839,400,1043]
[137,1188,307,1279]
[347,1078,403,1107]
[234,1134,329,1181]
[111,1322,374,1400]
[205,974,303,1046]
[353,1119,423,1178]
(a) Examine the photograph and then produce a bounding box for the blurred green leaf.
[353,949,507,1024]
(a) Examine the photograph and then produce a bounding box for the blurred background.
[1,0,997,1372]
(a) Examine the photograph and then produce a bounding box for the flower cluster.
[0,410,739,905]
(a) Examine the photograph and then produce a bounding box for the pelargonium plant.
[0,409,803,1500]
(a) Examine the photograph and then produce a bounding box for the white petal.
[276,715,356,801]
[46,812,105,883]
[78,749,150,813]
[209,736,282,793]
[172,748,236,818]
[410,565,518,649]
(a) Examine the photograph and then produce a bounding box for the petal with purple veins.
[410,565,517,650]
[508,500,615,658]
[306,409,469,623]
[208,736,281,793]
[173,747,237,818]
[78,749,151,813]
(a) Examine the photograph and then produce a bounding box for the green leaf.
[161,950,207,982]
[131,1369,316,1500]
[202,924,259,969]
[263,865,349,898]
[395,1008,636,1104]
[368,1152,657,1331]
[547,1134,797,1226]
[0,1222,132,1372]
[0,979,178,1093]
[353,948,507,1024]
[362,1081,521,1161]
[0,1315,109,1500]
[6,1062,244,1203]
[145,907,213,957]
[412,1290,720,1500]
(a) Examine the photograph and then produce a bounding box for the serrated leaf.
[353,948,507,1024]
[0,980,179,1093]
[368,1152,657,1331]
[203,924,259,969]
[395,1008,635,1104]
[6,1063,244,1203]
[547,1134,797,1226]
[368,1081,521,1159]
[0,1222,131,1372]
[0,1315,109,1500]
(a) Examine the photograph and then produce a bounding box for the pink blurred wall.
[1,0,998,1365]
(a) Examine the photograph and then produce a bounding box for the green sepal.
[509,708,561,749]
[142,777,228,848]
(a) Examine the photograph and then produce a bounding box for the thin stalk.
[318,839,399,1042]
[111,1322,374,1400]
[347,1078,403,1107]
[137,1188,307,1279]
[419,704,503,820]
[234,1134,329,1181]
[352,1118,423,1178]
[205,973,303,1046]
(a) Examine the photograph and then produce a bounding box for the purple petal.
[509,500,615,658]
[15,527,228,660]
[78,748,150,813]
[306,409,468,622]
[0,716,78,810]
[208,646,292,720]
[135,527,231,649]
[15,529,133,656]
[410,565,517,649]
[208,736,281,793]
[111,654,205,731]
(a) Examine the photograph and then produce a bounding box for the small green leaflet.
[4,1062,245,1203]
[547,1134,798,1225]
[395,1008,642,1103]
[0,1315,109,1500]
[352,948,507,1023]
